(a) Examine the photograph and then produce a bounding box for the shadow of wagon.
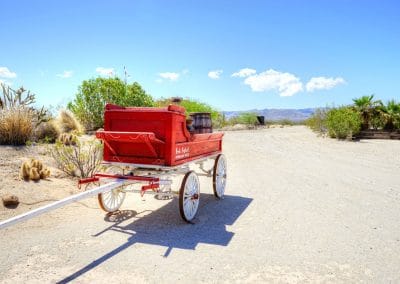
[58,194,252,283]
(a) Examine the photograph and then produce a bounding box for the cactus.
[29,167,40,181]
[30,159,43,171]
[20,159,51,181]
[20,161,31,180]
[1,83,36,109]
[58,133,78,146]
[39,168,51,179]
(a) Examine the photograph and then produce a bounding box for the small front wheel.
[98,188,126,212]
[179,171,200,222]
[98,166,126,212]
[213,154,227,199]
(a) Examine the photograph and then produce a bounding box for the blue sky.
[1,0,399,111]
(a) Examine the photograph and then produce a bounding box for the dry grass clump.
[57,109,84,134]
[20,159,51,181]
[0,107,34,145]
[34,120,60,143]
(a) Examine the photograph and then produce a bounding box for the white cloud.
[159,72,180,81]
[306,77,346,92]
[231,68,257,78]
[244,69,303,97]
[0,67,17,78]
[208,70,223,79]
[57,70,73,78]
[96,67,115,76]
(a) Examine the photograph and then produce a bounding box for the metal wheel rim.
[99,188,126,212]
[183,172,200,221]
[215,155,227,198]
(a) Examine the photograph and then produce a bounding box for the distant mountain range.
[223,108,315,122]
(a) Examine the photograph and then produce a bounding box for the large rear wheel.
[179,171,200,222]
[213,154,227,199]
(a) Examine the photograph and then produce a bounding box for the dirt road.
[1,126,399,283]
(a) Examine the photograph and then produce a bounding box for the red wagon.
[80,103,227,222]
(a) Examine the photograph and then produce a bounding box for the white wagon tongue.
[0,180,124,230]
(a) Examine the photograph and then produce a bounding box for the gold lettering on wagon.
[175,146,190,160]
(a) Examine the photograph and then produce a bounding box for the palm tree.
[382,100,400,130]
[352,95,379,130]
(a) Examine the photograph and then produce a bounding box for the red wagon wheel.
[179,171,200,222]
[213,154,227,199]
[98,166,127,212]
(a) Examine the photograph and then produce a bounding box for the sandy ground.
[0,126,399,283]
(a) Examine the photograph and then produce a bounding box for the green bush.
[156,97,223,128]
[68,77,154,131]
[326,107,362,139]
[235,112,258,125]
[306,108,328,134]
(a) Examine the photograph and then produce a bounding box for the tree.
[68,77,154,130]
[382,100,400,130]
[352,95,381,130]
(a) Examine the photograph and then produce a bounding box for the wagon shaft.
[0,180,125,230]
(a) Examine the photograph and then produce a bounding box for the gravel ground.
[1,126,399,283]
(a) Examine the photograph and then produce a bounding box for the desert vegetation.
[67,77,154,131]
[224,112,303,129]
[20,159,51,181]
[0,84,51,145]
[155,97,225,128]
[49,139,103,178]
[307,95,400,139]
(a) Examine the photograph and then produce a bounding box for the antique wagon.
[80,103,227,222]
[0,103,227,230]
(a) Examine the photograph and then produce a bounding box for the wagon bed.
[96,103,224,166]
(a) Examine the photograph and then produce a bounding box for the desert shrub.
[229,112,258,125]
[34,120,60,143]
[0,107,34,145]
[0,83,52,145]
[272,119,302,126]
[68,77,154,130]
[370,112,385,130]
[326,107,362,139]
[306,108,328,133]
[279,119,294,126]
[57,109,84,134]
[49,139,103,178]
